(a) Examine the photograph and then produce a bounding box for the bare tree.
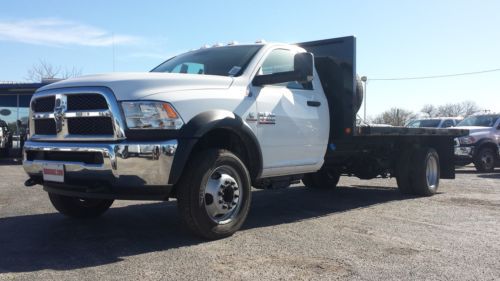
[461,100,480,117]
[437,103,463,117]
[421,104,437,117]
[61,66,83,79]
[372,107,416,126]
[434,101,481,117]
[26,60,82,82]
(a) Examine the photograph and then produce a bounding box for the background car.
[406,117,462,128]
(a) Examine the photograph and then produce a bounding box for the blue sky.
[1,0,499,116]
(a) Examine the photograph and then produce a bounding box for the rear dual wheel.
[302,167,341,189]
[396,147,440,196]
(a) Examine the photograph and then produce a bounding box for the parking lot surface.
[0,158,499,281]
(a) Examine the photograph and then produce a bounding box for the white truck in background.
[455,114,500,172]
[23,37,467,239]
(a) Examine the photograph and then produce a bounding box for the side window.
[261,49,294,75]
[442,120,454,128]
[260,49,312,90]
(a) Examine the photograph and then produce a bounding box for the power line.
[368,68,500,81]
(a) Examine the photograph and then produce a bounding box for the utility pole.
[361,76,368,120]
[112,32,115,72]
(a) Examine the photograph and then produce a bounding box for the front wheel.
[473,147,496,172]
[48,193,114,218]
[176,149,252,240]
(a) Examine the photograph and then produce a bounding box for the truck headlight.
[121,101,184,130]
[458,136,475,145]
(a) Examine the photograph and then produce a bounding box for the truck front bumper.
[454,145,474,165]
[23,140,177,200]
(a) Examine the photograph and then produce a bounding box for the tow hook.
[24,178,39,187]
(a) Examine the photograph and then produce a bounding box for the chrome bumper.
[23,140,177,187]
[454,146,473,157]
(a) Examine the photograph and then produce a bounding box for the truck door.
[251,48,329,177]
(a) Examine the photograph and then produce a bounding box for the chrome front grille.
[34,119,56,135]
[32,96,55,112]
[29,87,126,141]
[67,117,114,135]
[67,94,108,110]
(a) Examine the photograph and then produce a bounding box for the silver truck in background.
[455,114,500,172]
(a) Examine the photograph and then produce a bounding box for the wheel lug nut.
[224,180,230,185]
[218,191,223,196]
[233,186,238,190]
[219,200,223,204]
[222,205,227,209]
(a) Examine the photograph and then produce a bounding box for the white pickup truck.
[23,37,467,239]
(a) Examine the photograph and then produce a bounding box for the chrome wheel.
[426,154,439,189]
[204,165,242,224]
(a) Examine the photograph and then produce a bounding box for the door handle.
[307,101,321,107]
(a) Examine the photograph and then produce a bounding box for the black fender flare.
[473,138,499,157]
[169,110,263,185]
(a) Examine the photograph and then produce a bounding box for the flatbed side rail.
[356,126,469,137]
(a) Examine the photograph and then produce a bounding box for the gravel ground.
[0,157,499,281]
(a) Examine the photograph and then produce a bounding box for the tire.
[395,149,413,194]
[473,147,496,172]
[353,75,364,114]
[410,148,440,196]
[396,148,440,196]
[302,167,341,189]
[48,193,113,218]
[177,149,252,240]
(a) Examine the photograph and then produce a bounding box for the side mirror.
[293,52,314,83]
[253,52,314,86]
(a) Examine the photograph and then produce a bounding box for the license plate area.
[42,163,65,183]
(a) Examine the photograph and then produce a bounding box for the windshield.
[406,119,441,128]
[457,115,500,127]
[151,45,262,77]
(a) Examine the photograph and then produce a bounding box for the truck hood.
[38,72,234,100]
